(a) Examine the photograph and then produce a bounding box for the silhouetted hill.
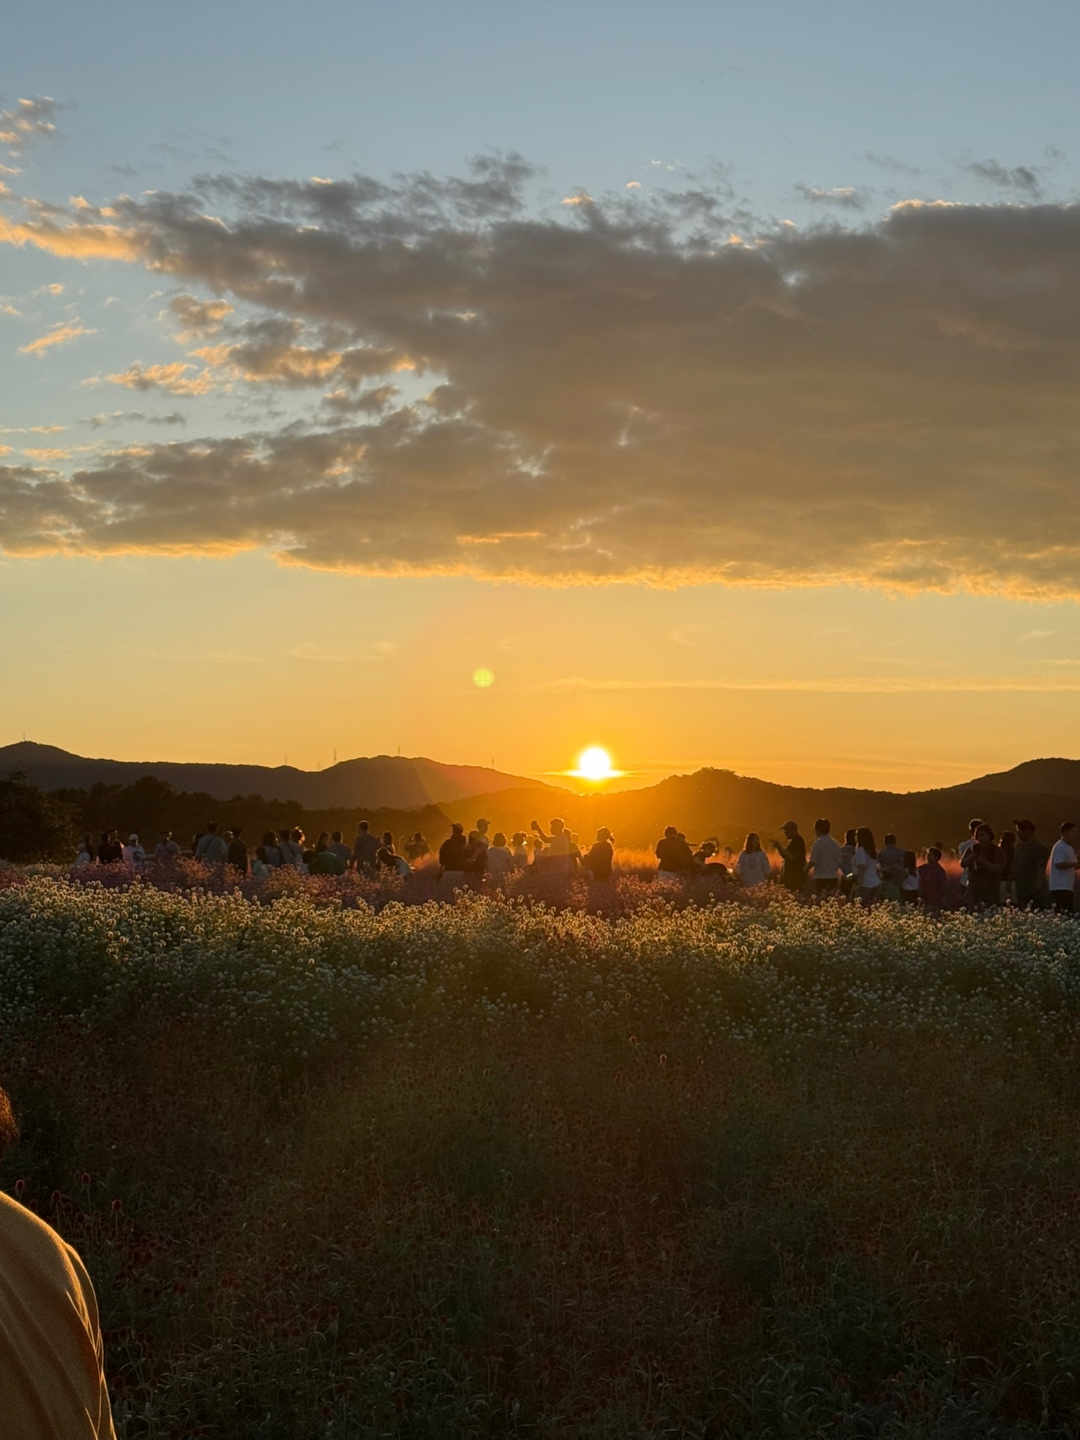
[0,742,553,810]
[444,764,1080,850]
[7,744,1080,854]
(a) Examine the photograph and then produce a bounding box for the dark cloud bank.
[3,157,1080,596]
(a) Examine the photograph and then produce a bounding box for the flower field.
[4,877,1080,1436]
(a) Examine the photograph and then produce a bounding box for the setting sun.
[577,746,614,782]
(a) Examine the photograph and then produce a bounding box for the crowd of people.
[72,812,1080,911]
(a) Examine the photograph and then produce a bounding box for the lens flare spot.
[472,667,495,688]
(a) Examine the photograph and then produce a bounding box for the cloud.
[6,160,1080,597]
[964,160,1042,197]
[795,184,864,207]
[0,97,61,157]
[166,293,233,341]
[98,361,216,396]
[18,321,93,355]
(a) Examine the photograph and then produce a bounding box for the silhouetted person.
[352,821,381,875]
[958,817,983,890]
[852,828,881,906]
[328,830,351,865]
[999,830,1016,904]
[839,828,857,897]
[532,818,573,876]
[1012,819,1050,910]
[735,832,772,888]
[404,832,430,862]
[226,827,248,874]
[251,847,273,881]
[154,830,180,863]
[195,822,228,865]
[773,821,806,893]
[808,818,841,897]
[475,818,490,849]
[511,832,529,869]
[584,827,615,883]
[900,850,920,904]
[0,1087,116,1437]
[918,846,948,913]
[260,831,283,866]
[74,834,94,868]
[310,844,346,876]
[962,823,1005,907]
[1050,821,1079,912]
[439,823,468,883]
[486,831,514,884]
[655,825,694,879]
[97,830,122,865]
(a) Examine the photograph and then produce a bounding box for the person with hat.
[1011,820,1050,909]
[772,821,807,894]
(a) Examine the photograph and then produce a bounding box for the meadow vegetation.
[3,875,1080,1437]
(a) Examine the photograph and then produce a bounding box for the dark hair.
[206,821,218,834]
[0,1087,19,1159]
[331,831,342,843]
[903,850,917,872]
[815,818,830,835]
[358,821,370,832]
[845,828,856,845]
[927,846,942,862]
[1063,821,1077,836]
[969,818,983,835]
[884,833,896,846]
[856,827,877,859]
[231,825,242,839]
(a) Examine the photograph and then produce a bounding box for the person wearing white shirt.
[957,818,982,889]
[486,832,515,886]
[735,833,772,888]
[1049,821,1079,913]
[852,827,882,906]
[808,818,842,899]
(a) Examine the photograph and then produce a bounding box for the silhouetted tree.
[0,771,79,863]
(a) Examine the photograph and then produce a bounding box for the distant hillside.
[0,742,553,810]
[443,764,1080,850]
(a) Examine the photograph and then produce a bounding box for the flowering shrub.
[3,880,1080,1436]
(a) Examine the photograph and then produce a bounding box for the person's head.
[231,826,242,840]
[1001,830,1016,851]
[845,828,857,846]
[815,818,831,836]
[928,846,942,863]
[303,849,316,866]
[664,825,678,839]
[128,833,139,845]
[493,831,507,847]
[317,831,329,847]
[1015,818,1036,838]
[512,831,527,846]
[1062,821,1077,840]
[975,823,995,843]
[451,822,464,836]
[382,832,394,848]
[699,841,717,858]
[278,828,291,843]
[856,827,876,856]
[551,818,565,834]
[255,846,268,863]
[332,830,342,844]
[745,832,761,853]
[262,831,277,847]
[477,818,489,835]
[903,850,917,873]
[597,826,612,843]
[291,828,304,844]
[782,820,798,838]
[969,818,983,837]
[159,829,172,841]
[100,830,110,844]
[884,833,897,847]
[206,821,218,835]
[358,820,370,834]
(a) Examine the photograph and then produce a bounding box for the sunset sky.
[4,0,1080,790]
